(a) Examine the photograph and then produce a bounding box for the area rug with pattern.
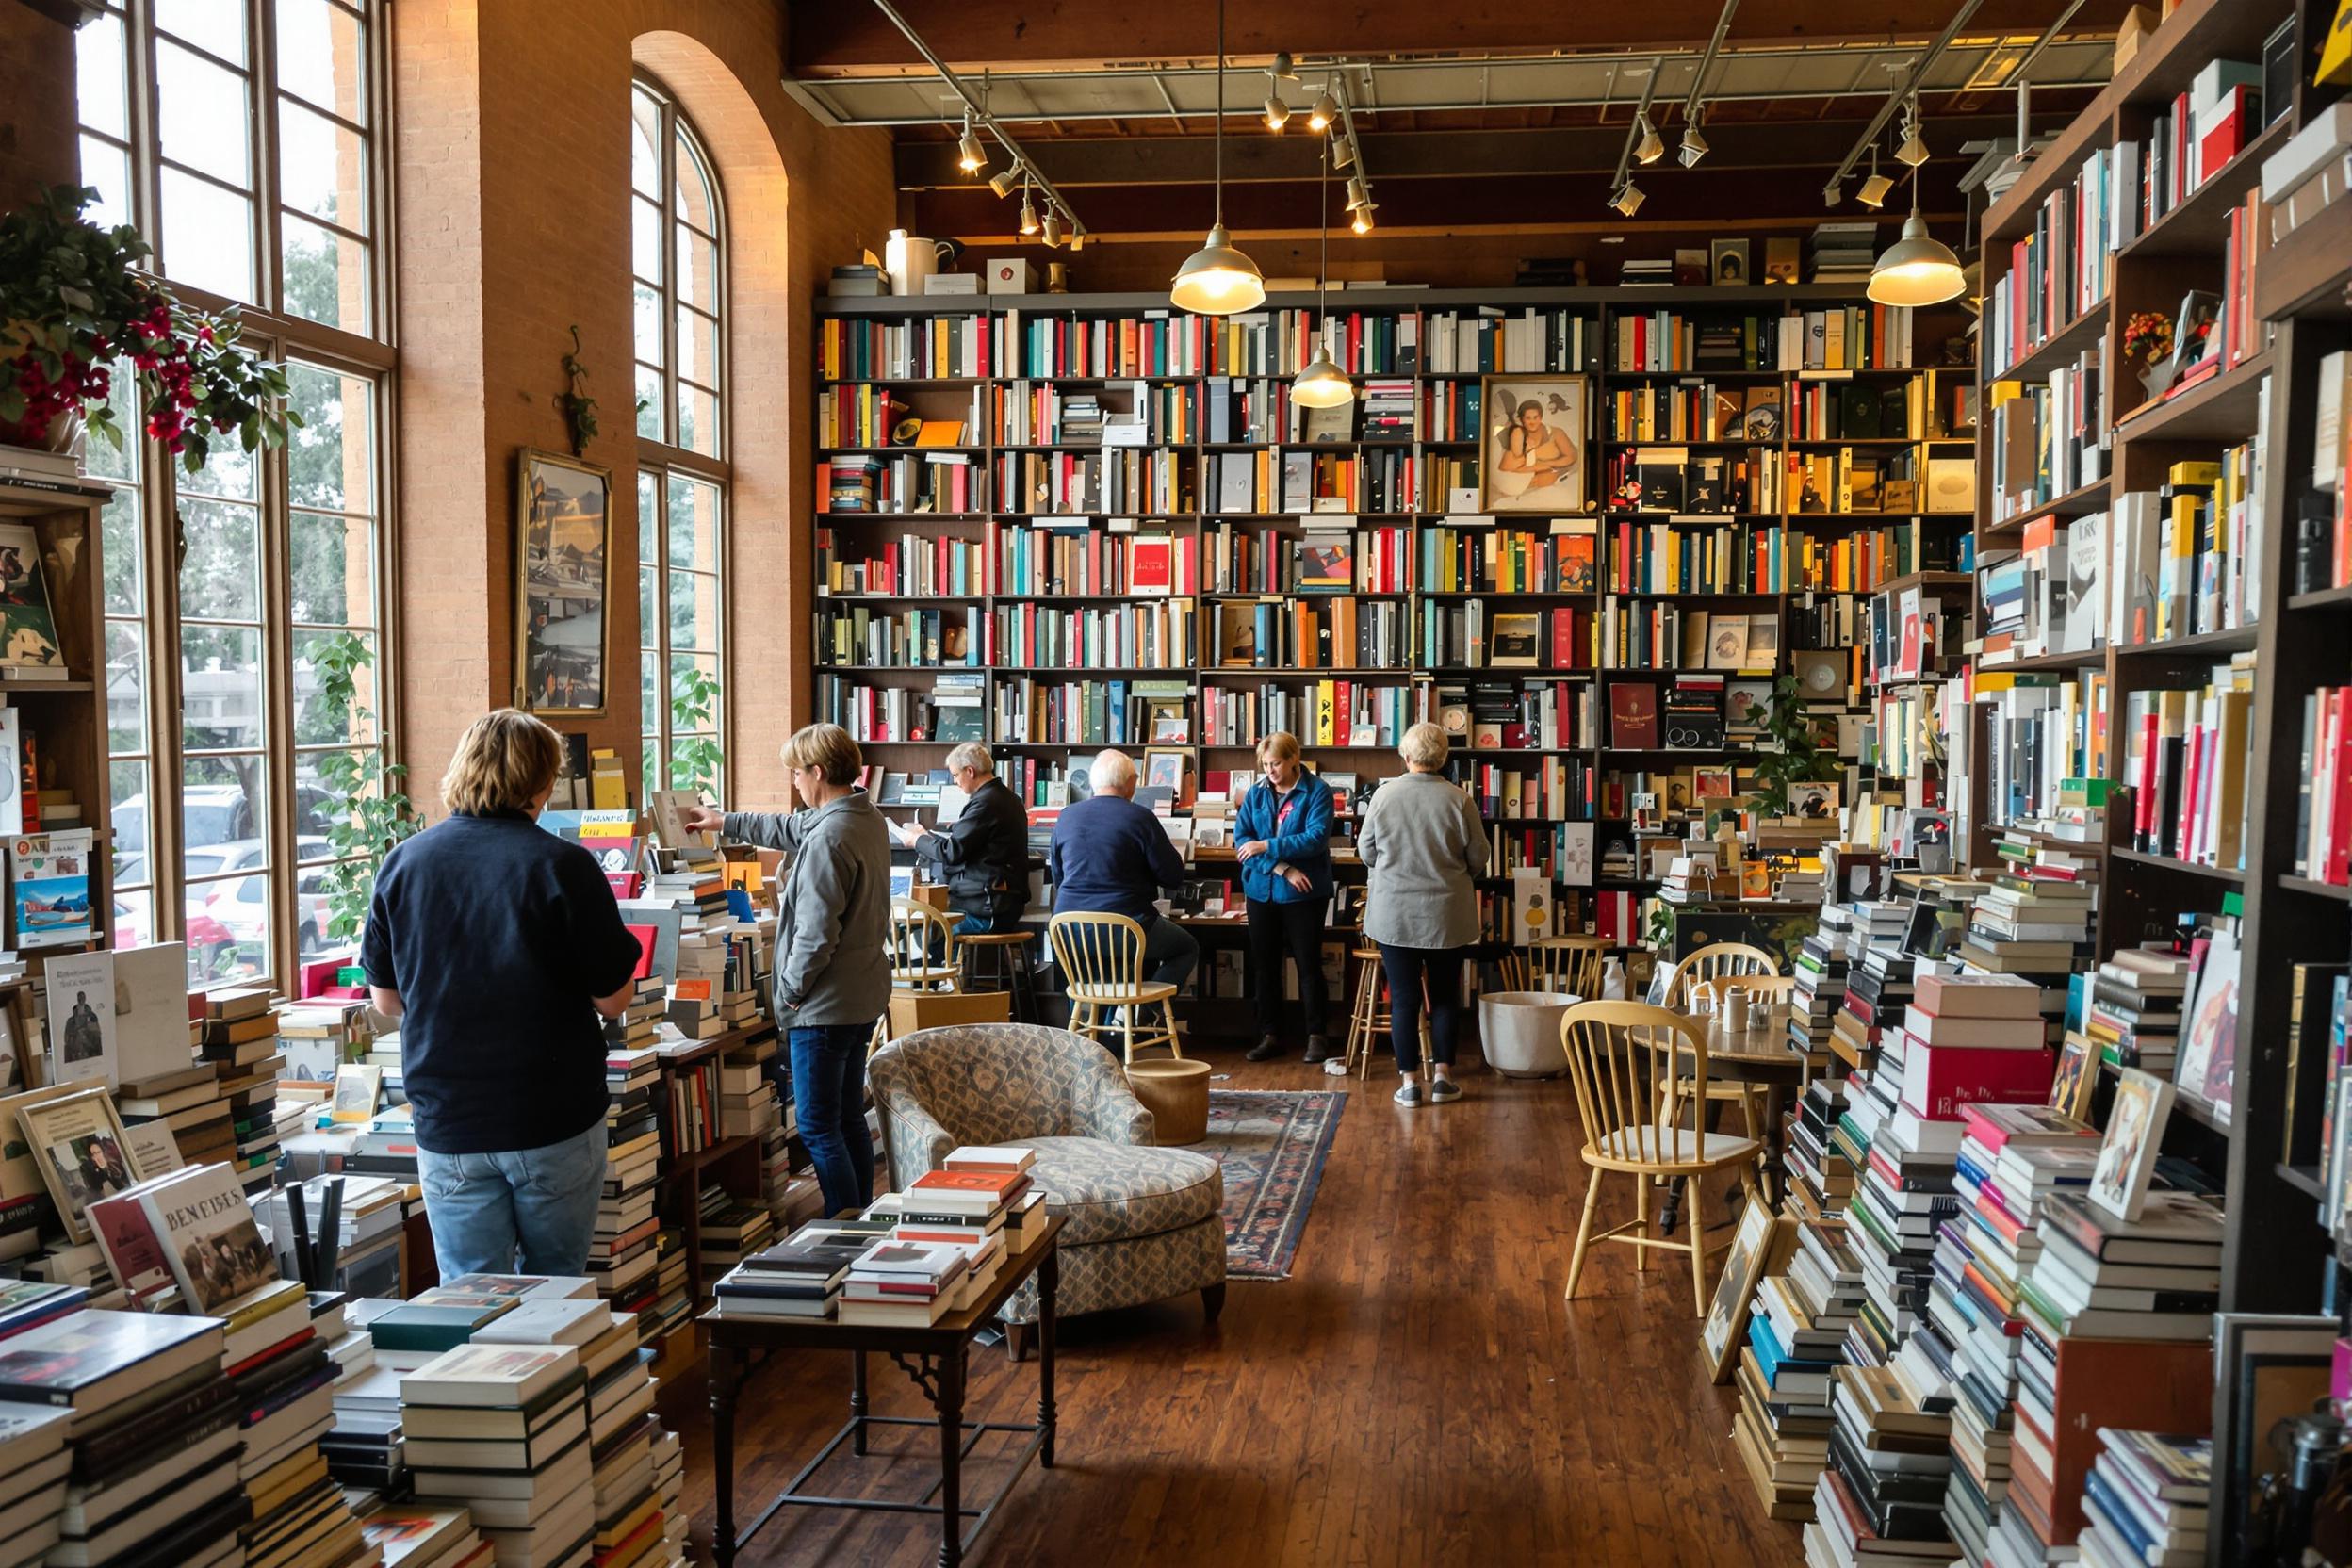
[1200,1089,1346,1281]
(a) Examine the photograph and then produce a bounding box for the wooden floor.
[656,1044,1804,1567]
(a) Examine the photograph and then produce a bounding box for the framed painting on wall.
[1479,376,1589,514]
[515,448,612,717]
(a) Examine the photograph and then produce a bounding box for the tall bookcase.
[812,285,1973,948]
[1968,0,2351,1556]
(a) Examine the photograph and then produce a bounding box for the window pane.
[642,738,660,792]
[636,472,658,561]
[676,226,717,314]
[179,500,262,618]
[274,0,366,122]
[156,0,249,66]
[677,306,717,387]
[677,381,718,459]
[159,170,255,303]
[76,12,130,139]
[666,475,719,573]
[113,887,154,952]
[629,89,662,198]
[184,435,259,501]
[188,874,269,987]
[675,130,718,234]
[278,99,368,231]
[281,216,371,334]
[289,514,372,626]
[668,651,719,724]
[79,136,132,231]
[641,650,660,735]
[635,364,662,441]
[293,751,370,852]
[180,625,265,754]
[83,360,139,486]
[180,751,266,858]
[106,621,147,752]
[293,630,379,743]
[286,364,374,513]
[157,41,252,185]
[668,570,719,654]
[638,564,657,656]
[100,487,142,614]
[631,196,662,281]
[112,760,152,855]
[633,285,663,368]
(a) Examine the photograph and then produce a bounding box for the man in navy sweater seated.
[1048,748,1198,995]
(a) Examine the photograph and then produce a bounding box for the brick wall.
[395,0,897,815]
[0,6,77,207]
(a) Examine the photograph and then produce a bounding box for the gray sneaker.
[1393,1080,1425,1108]
[1429,1078,1463,1103]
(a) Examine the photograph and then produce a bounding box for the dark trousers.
[1247,898,1328,1038]
[786,1023,875,1217]
[1379,943,1466,1073]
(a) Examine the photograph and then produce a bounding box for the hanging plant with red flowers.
[0,184,298,470]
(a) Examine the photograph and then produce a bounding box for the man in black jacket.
[892,742,1030,933]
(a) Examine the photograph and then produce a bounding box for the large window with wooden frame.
[630,76,727,796]
[77,0,396,989]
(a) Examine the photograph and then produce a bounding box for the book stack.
[596,1050,663,1320]
[0,1312,245,1568]
[1733,1219,1863,1521]
[352,1504,484,1568]
[1790,905,1857,1070]
[323,1355,406,1494]
[1962,874,2095,979]
[1932,1104,2101,1564]
[1809,222,1880,285]
[2082,947,2191,1076]
[196,988,287,1194]
[1788,1078,1858,1218]
[710,1221,866,1320]
[715,1045,781,1142]
[274,1001,370,1093]
[0,1397,71,1568]
[310,1290,376,1388]
[402,1344,596,1568]
[1834,936,1917,1076]
[600,976,665,1055]
[264,1176,408,1295]
[2074,1429,2209,1568]
[1899,973,2057,1120]
[835,1239,970,1328]
[694,1188,774,1292]
[339,1104,421,1184]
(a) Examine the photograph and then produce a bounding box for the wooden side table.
[706,1214,1067,1568]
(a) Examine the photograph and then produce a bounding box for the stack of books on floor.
[1734,1219,1862,1522]
[1958,873,2095,984]
[323,1348,407,1497]
[1835,931,1918,1077]
[1934,1103,2099,1563]
[2075,1429,2208,1568]
[1788,1079,1857,1219]
[648,1230,691,1341]
[1902,972,2058,1117]
[0,1392,71,1568]
[693,1186,775,1293]
[352,1504,485,1568]
[2081,947,2191,1076]
[2002,1188,2221,1565]
[1790,905,1857,1072]
[715,1043,781,1142]
[652,1421,687,1568]
[596,1050,664,1319]
[401,1342,596,1568]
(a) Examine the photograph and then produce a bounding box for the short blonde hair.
[1399,721,1449,771]
[781,723,863,786]
[1090,748,1137,792]
[441,709,563,816]
[944,742,996,776]
[1256,730,1301,765]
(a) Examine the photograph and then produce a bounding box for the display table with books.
[702,1211,1065,1568]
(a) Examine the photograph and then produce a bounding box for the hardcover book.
[133,1162,283,1315]
[0,1310,221,1411]
[1610,683,1661,750]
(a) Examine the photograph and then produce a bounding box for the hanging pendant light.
[1293,137,1353,409]
[1869,175,1965,306]
[1171,0,1265,315]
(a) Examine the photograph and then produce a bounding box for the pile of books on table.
[1933,1103,2099,1563]
[710,1221,866,1321]
[2075,1429,2209,1568]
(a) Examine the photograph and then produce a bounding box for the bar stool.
[958,928,1041,1022]
[1342,946,1430,1082]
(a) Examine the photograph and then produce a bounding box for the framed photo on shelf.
[1479,376,1589,514]
[19,1085,137,1245]
[1143,748,1188,797]
[514,448,612,717]
[1708,239,1750,286]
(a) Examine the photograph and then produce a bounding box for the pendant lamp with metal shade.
[1868,175,1966,306]
[1170,0,1265,316]
[1292,138,1353,409]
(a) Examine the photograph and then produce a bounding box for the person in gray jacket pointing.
[683,722,889,1214]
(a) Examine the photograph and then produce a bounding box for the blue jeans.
[1380,943,1466,1074]
[418,1121,606,1279]
[1140,911,1200,990]
[791,1023,875,1217]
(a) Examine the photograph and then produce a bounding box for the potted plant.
[1742,674,1844,818]
[0,184,297,467]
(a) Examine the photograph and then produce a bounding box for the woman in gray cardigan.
[1355,722,1490,1106]
[683,722,890,1213]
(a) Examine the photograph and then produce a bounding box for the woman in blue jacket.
[1235,731,1336,1064]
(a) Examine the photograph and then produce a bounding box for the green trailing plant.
[306,632,418,941]
[667,664,724,797]
[559,325,598,455]
[1741,674,1844,817]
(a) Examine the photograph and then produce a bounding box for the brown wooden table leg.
[936,1343,967,1568]
[710,1341,737,1568]
[1039,1243,1059,1468]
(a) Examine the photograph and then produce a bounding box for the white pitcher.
[884,230,953,296]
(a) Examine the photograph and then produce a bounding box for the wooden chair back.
[1047,910,1148,998]
[1528,935,1610,996]
[1559,1002,1714,1169]
[1665,942,1779,1008]
[887,897,960,987]
[1687,973,1797,1009]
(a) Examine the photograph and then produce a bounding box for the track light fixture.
[988,164,1021,200]
[1041,211,1064,247]
[1265,92,1290,130]
[1307,87,1340,133]
[1292,137,1354,409]
[1674,0,1740,172]
[1895,96,1929,167]
[956,111,986,174]
[1019,185,1039,236]
[1265,51,1294,130]
[1633,112,1664,165]
[1678,122,1708,168]
[1333,136,1355,171]
[1857,148,1892,208]
[1610,181,1645,217]
[1344,175,1368,212]
[1350,198,1376,234]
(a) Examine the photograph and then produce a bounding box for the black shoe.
[1245,1035,1283,1062]
[1301,1035,1334,1065]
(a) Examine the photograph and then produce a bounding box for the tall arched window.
[631,76,727,796]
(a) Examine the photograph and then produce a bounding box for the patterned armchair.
[868,1023,1227,1358]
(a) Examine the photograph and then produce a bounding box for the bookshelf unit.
[1968,0,2349,1557]
[813,285,1973,936]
